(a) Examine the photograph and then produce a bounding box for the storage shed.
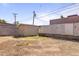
[50,14,79,24]
[50,14,79,36]
[39,14,79,39]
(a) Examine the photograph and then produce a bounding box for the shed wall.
[74,23,79,36]
[39,24,65,35]
[18,25,39,36]
[39,23,75,36]
[39,25,50,34]
[64,23,74,35]
[54,24,65,35]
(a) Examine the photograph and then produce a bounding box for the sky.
[0,3,79,25]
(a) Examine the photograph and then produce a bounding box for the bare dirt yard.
[0,36,79,56]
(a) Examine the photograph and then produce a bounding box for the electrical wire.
[36,3,77,19]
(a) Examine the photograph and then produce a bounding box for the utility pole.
[13,13,17,25]
[33,11,36,25]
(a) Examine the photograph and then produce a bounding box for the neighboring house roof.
[50,14,79,24]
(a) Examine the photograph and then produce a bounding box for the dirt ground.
[0,36,79,56]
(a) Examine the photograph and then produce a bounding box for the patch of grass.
[16,43,32,46]
[20,36,49,41]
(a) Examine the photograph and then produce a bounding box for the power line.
[25,3,75,22]
[59,4,79,14]
[26,3,78,24]
[36,3,76,19]
[35,4,79,24]
[25,4,74,21]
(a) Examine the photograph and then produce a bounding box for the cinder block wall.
[0,24,19,36]
[0,24,39,36]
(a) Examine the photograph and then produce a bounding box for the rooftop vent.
[61,15,64,18]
